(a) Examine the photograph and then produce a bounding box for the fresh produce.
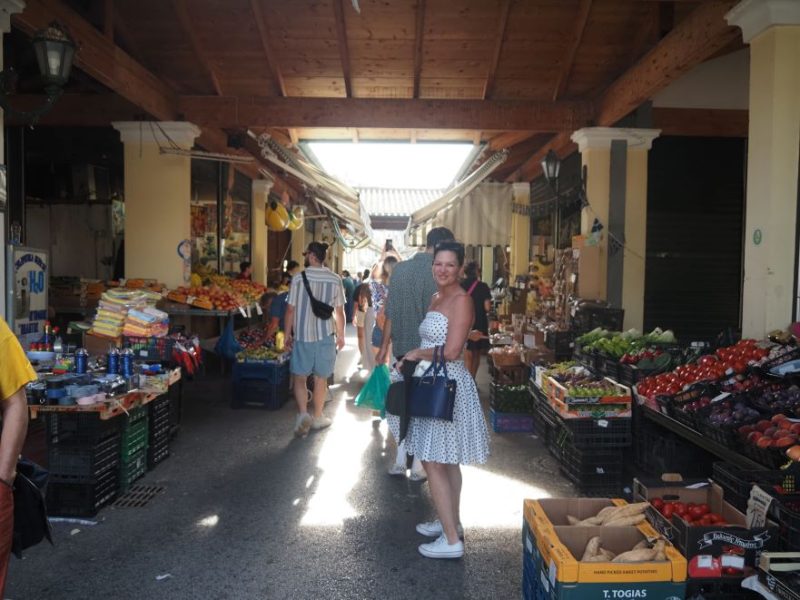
[566,502,649,527]
[751,386,800,417]
[649,498,727,526]
[579,535,666,563]
[704,397,761,427]
[576,327,677,360]
[740,414,799,449]
[551,370,627,398]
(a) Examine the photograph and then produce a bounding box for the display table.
[29,368,181,421]
[639,403,763,471]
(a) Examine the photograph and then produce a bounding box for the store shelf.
[29,369,181,421]
[158,300,256,318]
[640,404,763,471]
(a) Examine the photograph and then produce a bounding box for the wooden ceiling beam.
[652,107,748,137]
[595,0,739,127]
[553,0,592,101]
[178,96,593,132]
[171,0,223,96]
[249,0,287,97]
[332,0,352,98]
[488,131,537,151]
[482,0,512,100]
[13,0,177,121]
[507,132,576,182]
[412,0,426,99]
[103,0,113,39]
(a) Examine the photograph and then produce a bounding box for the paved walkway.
[8,328,575,599]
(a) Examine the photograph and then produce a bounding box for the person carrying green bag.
[354,364,390,417]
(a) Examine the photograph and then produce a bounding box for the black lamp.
[540,149,561,193]
[0,22,75,124]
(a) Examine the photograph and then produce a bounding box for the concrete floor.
[7,327,576,600]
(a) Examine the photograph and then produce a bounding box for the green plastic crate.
[121,419,149,460]
[119,448,147,493]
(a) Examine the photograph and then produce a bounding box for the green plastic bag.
[354,364,390,416]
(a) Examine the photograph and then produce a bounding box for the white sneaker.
[418,534,464,559]
[310,415,332,430]
[416,520,464,538]
[408,469,427,482]
[387,463,406,476]
[294,413,312,437]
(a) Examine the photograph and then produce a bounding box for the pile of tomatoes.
[637,339,770,400]
[650,497,728,526]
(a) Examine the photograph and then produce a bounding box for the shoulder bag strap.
[467,280,479,296]
[301,271,317,302]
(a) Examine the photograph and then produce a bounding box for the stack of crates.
[119,406,149,493]
[230,359,290,409]
[147,394,171,468]
[45,413,121,517]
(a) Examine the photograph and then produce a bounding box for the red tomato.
[689,504,710,519]
[650,498,664,510]
[672,502,687,516]
[660,504,674,518]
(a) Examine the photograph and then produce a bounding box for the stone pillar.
[112,121,200,289]
[726,0,800,337]
[509,182,531,282]
[0,0,26,319]
[571,127,660,330]
[251,178,273,286]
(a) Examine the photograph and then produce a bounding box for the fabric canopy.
[405,182,513,247]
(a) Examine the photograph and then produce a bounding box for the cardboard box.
[633,477,778,578]
[758,552,800,600]
[573,235,604,302]
[83,331,122,357]
[549,396,632,419]
[543,525,688,584]
[137,373,170,394]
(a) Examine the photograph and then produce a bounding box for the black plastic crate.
[599,355,620,381]
[489,363,530,386]
[121,418,149,460]
[123,336,177,362]
[48,434,121,482]
[618,364,658,387]
[231,379,290,410]
[713,462,798,513]
[545,330,575,360]
[559,415,632,448]
[168,380,182,436]
[559,465,624,497]
[572,306,624,334]
[561,444,625,478]
[232,360,290,384]
[685,577,763,600]
[147,436,170,469]
[489,383,533,414]
[45,412,120,446]
[47,468,118,517]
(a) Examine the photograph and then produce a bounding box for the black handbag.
[302,271,334,320]
[408,346,456,421]
[12,458,53,558]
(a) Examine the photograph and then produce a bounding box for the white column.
[112,121,201,288]
[251,178,273,285]
[571,127,660,330]
[726,0,800,336]
[0,0,26,319]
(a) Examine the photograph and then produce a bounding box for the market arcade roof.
[7,0,745,198]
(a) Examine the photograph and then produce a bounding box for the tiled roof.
[357,188,445,217]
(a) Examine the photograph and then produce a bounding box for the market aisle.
[7,327,574,600]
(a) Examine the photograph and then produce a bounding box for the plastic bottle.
[42,321,52,350]
[120,348,134,377]
[75,348,88,374]
[107,347,120,375]
[275,331,285,352]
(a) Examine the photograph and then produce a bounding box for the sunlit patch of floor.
[299,399,370,527]
[459,466,550,529]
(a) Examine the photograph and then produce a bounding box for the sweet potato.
[612,548,658,563]
[581,536,602,561]
[567,515,581,525]
[603,513,646,527]
[577,516,604,526]
[653,540,666,561]
[632,539,650,551]
[600,502,649,525]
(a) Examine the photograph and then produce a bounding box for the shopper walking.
[284,242,346,437]
[461,261,492,379]
[377,226,455,479]
[0,316,37,594]
[370,255,398,363]
[397,241,490,559]
[341,270,355,323]
[353,283,373,370]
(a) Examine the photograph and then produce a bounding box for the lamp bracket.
[0,69,64,125]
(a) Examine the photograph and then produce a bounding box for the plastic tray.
[47,468,118,517]
[48,434,121,482]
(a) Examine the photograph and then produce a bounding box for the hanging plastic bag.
[214,318,242,362]
[354,364,390,416]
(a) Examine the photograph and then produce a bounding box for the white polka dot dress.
[395,311,490,465]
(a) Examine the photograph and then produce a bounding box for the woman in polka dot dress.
[396,241,490,559]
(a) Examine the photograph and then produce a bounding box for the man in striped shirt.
[285,242,346,437]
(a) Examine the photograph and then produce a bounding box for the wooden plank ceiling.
[9,0,743,182]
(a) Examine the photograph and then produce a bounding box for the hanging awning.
[406,150,512,246]
[250,131,375,248]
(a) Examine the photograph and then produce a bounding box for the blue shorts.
[291,336,336,378]
[371,326,383,348]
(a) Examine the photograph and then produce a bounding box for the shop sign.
[7,246,49,337]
